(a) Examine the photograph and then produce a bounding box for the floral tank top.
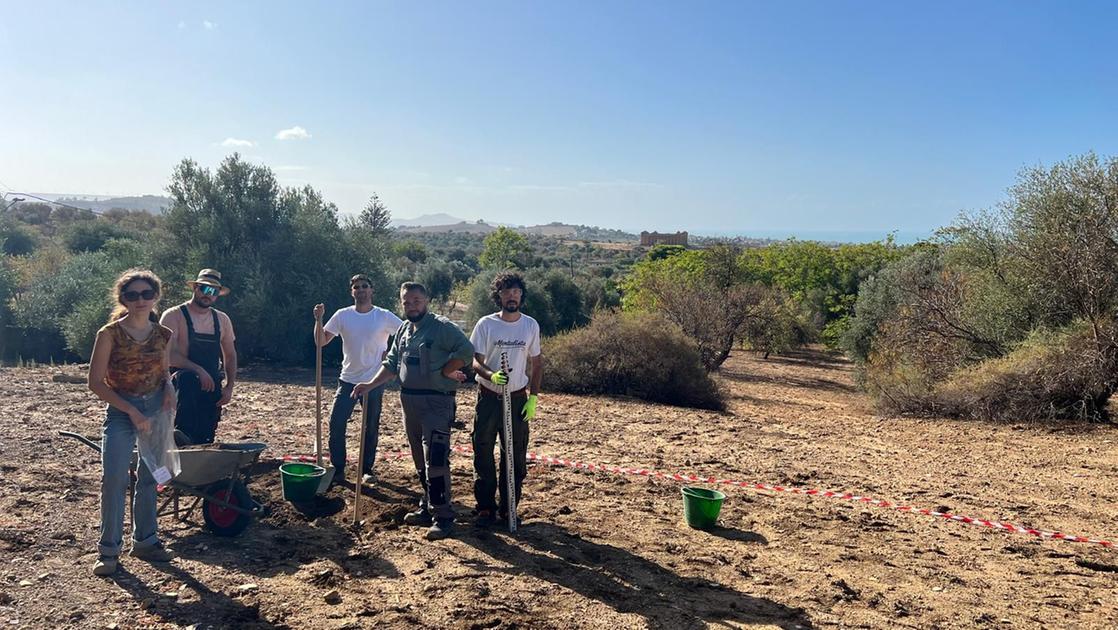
[101,320,173,396]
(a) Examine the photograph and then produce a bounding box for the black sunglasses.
[352,284,371,290]
[122,289,158,302]
[198,285,220,296]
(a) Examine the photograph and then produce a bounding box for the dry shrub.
[933,321,1118,422]
[544,310,724,410]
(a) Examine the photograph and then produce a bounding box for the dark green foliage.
[10,240,144,359]
[61,221,130,252]
[545,311,724,410]
[152,155,393,363]
[358,193,392,236]
[394,239,429,264]
[580,276,621,312]
[1,220,38,255]
[479,227,533,269]
[465,268,588,337]
[647,244,686,261]
[417,260,455,303]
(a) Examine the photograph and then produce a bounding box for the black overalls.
[172,305,224,444]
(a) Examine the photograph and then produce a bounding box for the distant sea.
[690,228,934,245]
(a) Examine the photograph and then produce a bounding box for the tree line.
[9,151,1103,421]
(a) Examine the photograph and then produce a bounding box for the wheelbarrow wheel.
[202,480,253,537]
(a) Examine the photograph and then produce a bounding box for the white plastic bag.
[138,405,181,485]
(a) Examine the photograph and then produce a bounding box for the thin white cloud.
[220,137,255,148]
[203,20,217,30]
[454,176,472,185]
[576,179,664,190]
[275,126,312,141]
[508,184,574,192]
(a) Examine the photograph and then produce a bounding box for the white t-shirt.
[324,305,404,383]
[470,313,541,393]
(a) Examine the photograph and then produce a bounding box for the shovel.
[314,312,335,494]
[353,391,370,526]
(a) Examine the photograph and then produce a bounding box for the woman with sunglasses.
[87,268,176,576]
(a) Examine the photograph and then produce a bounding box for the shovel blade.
[315,464,336,494]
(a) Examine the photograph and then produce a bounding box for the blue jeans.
[328,380,384,475]
[99,391,161,557]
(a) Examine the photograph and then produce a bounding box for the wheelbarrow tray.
[171,442,267,488]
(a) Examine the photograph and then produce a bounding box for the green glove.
[489,370,509,386]
[522,394,538,421]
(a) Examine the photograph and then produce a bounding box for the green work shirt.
[384,311,474,393]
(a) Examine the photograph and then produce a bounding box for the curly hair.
[489,271,527,309]
[107,268,163,324]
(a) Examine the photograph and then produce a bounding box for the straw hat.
[186,268,231,296]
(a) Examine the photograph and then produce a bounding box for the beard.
[191,295,214,309]
[406,308,427,323]
[502,301,520,313]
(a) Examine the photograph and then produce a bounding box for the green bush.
[9,242,144,360]
[1,220,38,256]
[465,268,588,336]
[61,221,131,252]
[544,311,724,410]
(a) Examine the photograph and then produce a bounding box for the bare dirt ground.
[2,348,1117,629]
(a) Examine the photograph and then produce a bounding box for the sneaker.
[402,509,433,527]
[361,471,376,486]
[473,509,496,527]
[129,541,174,563]
[92,555,118,576]
[425,519,454,541]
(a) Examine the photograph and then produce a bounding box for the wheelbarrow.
[60,431,268,537]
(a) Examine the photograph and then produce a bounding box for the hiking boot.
[92,555,118,576]
[473,509,496,528]
[425,519,455,541]
[129,541,174,563]
[403,509,433,527]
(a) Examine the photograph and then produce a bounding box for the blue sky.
[2,1,1116,236]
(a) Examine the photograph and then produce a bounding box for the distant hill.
[43,194,171,214]
[395,220,497,235]
[391,213,470,227]
[394,219,638,242]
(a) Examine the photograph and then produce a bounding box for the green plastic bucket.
[280,463,326,502]
[681,486,726,529]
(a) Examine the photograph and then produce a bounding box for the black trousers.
[172,370,222,445]
[472,391,529,515]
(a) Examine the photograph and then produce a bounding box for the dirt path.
[1,349,1116,628]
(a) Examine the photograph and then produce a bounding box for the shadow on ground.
[459,521,811,629]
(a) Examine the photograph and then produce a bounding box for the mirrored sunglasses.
[198,285,220,296]
[122,289,158,302]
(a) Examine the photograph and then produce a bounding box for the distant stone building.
[640,230,688,247]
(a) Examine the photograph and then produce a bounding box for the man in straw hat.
[160,268,238,444]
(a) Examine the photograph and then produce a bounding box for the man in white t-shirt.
[313,274,403,486]
[469,271,543,527]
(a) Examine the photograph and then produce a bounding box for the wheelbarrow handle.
[58,430,102,454]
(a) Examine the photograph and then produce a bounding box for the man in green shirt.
[354,282,474,540]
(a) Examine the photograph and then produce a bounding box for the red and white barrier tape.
[273,445,1114,549]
